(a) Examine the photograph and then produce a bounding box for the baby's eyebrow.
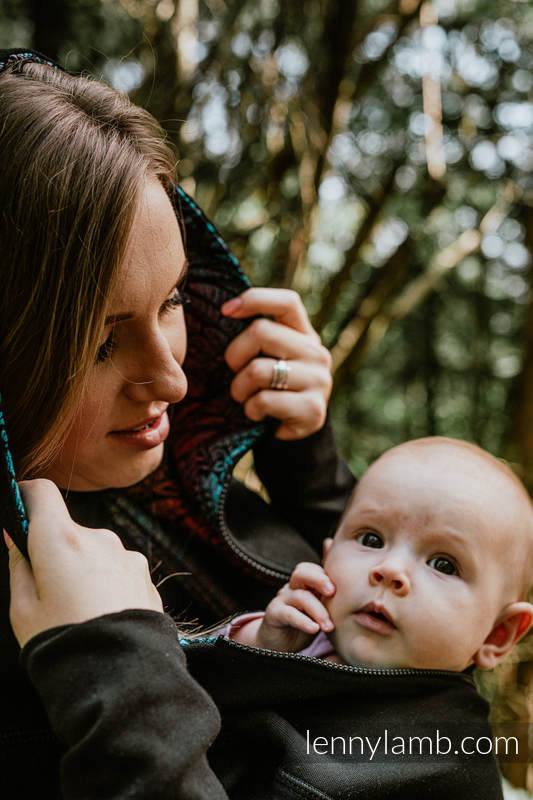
[423,528,471,552]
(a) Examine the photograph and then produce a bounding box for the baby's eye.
[357,531,383,549]
[428,556,457,576]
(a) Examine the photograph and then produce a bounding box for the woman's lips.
[108,411,170,450]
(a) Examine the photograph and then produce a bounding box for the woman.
[0,49,354,795]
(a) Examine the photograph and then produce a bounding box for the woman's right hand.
[7,479,163,648]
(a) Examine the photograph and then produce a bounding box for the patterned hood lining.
[169,186,266,525]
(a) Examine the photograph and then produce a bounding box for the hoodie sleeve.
[20,609,228,800]
[253,418,356,551]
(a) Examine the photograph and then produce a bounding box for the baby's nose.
[370,563,410,595]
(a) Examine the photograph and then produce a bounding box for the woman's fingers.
[229,357,329,403]
[242,389,328,439]
[223,287,333,440]
[222,287,318,337]
[9,479,163,648]
[227,339,332,439]
[225,317,328,373]
[19,479,73,552]
[7,539,38,608]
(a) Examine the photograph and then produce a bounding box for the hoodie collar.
[0,48,60,74]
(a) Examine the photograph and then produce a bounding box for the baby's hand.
[233,562,335,653]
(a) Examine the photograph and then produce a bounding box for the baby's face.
[323,443,530,671]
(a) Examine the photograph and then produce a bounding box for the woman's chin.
[44,443,165,492]
[106,443,166,489]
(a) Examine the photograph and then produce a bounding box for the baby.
[230,436,533,673]
[182,436,531,799]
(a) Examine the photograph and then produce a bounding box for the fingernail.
[324,581,335,594]
[3,530,13,549]
[221,296,242,315]
[323,620,334,632]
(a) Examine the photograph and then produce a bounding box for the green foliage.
[6,0,533,480]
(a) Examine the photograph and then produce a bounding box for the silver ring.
[270,359,291,390]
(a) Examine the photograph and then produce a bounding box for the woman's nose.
[122,331,188,405]
[369,559,411,596]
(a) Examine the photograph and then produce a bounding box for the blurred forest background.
[2,0,533,790]
[2,0,532,485]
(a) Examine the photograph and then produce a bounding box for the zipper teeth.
[222,636,466,679]
[217,476,291,581]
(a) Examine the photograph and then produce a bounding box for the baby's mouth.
[355,602,397,632]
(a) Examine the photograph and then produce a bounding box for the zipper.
[216,473,292,582]
[187,633,474,682]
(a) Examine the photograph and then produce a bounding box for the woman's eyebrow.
[104,311,134,325]
[104,259,189,325]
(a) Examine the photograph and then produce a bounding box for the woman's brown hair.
[0,61,177,477]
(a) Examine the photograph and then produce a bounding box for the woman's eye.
[428,556,458,576]
[161,285,189,314]
[96,330,116,364]
[357,531,383,549]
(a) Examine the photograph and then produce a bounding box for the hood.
[0,49,58,72]
[0,397,28,556]
[166,185,267,526]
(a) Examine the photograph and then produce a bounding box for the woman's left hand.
[222,288,332,440]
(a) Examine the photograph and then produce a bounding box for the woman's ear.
[474,602,533,670]
[322,538,333,562]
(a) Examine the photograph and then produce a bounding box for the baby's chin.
[330,631,469,672]
[326,630,367,668]
[328,629,405,670]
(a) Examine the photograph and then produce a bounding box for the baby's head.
[322,437,533,672]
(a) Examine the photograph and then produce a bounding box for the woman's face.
[43,179,188,491]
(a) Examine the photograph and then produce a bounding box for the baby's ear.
[474,602,533,670]
[322,538,333,561]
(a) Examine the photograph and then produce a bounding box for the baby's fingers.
[267,597,321,634]
[273,588,334,632]
[289,562,335,597]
